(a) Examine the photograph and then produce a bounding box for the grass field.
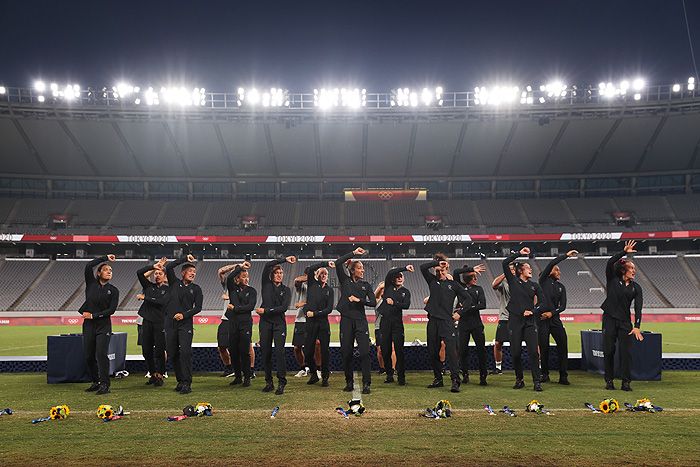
[0,322,699,356]
[0,370,698,465]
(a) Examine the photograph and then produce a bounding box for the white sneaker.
[144,372,151,378]
[163,372,168,379]
[294,369,308,377]
[316,370,322,379]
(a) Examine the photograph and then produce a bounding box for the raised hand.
[241,261,251,269]
[353,247,366,256]
[520,247,531,256]
[623,240,637,254]
[566,250,579,257]
[286,256,297,264]
[406,264,415,272]
[186,254,196,263]
[106,254,116,262]
[473,264,486,274]
[438,260,449,269]
[328,260,336,268]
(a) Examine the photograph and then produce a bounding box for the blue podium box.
[47,332,128,384]
[580,330,662,381]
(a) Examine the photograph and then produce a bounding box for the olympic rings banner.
[0,313,698,326]
[0,230,699,244]
[344,189,428,201]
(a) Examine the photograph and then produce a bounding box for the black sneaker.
[242,377,251,387]
[321,378,329,387]
[307,373,320,385]
[250,369,256,379]
[179,385,192,395]
[540,374,551,383]
[262,382,274,393]
[174,383,183,392]
[427,379,444,388]
[221,367,234,377]
[558,377,570,386]
[146,376,156,385]
[450,380,461,393]
[378,369,386,376]
[275,384,286,395]
[462,373,470,384]
[362,384,371,394]
[96,385,110,395]
[534,382,543,392]
[479,377,488,386]
[621,381,632,392]
[230,376,242,386]
[513,379,525,389]
[384,375,395,384]
[605,380,615,390]
[343,383,353,392]
[489,368,503,375]
[397,376,406,386]
[85,383,100,392]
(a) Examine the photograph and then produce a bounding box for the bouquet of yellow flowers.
[50,404,70,420]
[624,398,664,413]
[599,398,619,413]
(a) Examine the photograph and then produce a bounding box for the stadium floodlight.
[474,85,519,105]
[248,88,260,105]
[37,95,45,102]
[538,96,545,104]
[314,88,340,109]
[633,93,642,100]
[689,77,696,91]
[672,83,681,92]
[144,87,159,105]
[421,87,433,105]
[63,84,77,100]
[34,81,46,92]
[340,88,364,108]
[632,78,645,91]
[545,81,566,98]
[134,98,141,105]
[409,91,418,107]
[0,86,6,95]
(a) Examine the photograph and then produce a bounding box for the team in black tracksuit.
[79,255,119,394]
[303,262,334,386]
[601,241,644,391]
[538,252,576,384]
[165,256,203,394]
[377,266,412,385]
[336,248,376,394]
[136,261,170,386]
[226,263,256,386]
[421,259,473,392]
[503,248,545,391]
[258,257,294,394]
[454,265,488,385]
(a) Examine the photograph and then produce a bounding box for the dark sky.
[0,0,698,92]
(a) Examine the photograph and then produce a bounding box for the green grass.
[0,371,698,465]
[1,322,699,356]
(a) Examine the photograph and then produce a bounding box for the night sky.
[0,0,698,91]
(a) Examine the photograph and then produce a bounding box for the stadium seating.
[1,194,699,232]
